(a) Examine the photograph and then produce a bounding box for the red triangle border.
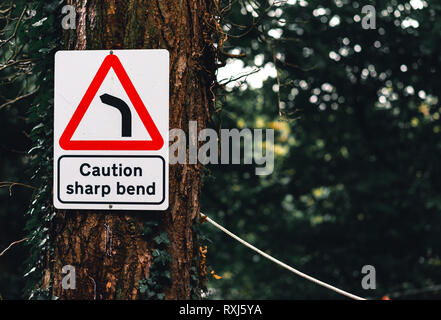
[59,54,164,151]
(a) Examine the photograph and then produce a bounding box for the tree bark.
[48,0,216,300]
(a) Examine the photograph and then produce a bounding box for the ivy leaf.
[156,293,165,300]
[154,232,170,245]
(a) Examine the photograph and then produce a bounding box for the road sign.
[54,50,169,210]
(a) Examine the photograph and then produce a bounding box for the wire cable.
[201,212,366,300]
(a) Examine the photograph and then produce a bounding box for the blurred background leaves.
[203,0,441,299]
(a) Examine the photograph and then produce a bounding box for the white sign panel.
[54,49,169,210]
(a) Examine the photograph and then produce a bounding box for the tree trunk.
[48,0,216,300]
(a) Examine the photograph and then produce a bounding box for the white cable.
[200,212,366,301]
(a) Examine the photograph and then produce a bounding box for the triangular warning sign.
[59,54,164,151]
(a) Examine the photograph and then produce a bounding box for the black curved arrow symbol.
[99,93,132,137]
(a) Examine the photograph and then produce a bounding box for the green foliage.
[203,0,441,299]
[0,0,32,299]
[141,219,159,236]
[20,0,62,299]
[0,0,61,299]
[139,220,172,300]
